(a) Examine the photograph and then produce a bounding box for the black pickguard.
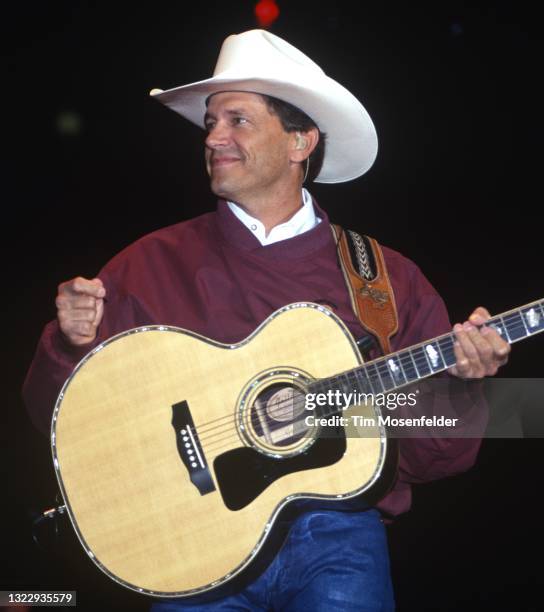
[213,429,346,511]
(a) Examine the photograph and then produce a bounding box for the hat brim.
[151,74,378,184]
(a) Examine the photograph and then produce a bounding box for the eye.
[204,120,216,132]
[233,116,248,126]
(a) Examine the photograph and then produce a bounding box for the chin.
[210,177,240,201]
[210,176,226,193]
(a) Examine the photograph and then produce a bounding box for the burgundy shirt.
[23,199,487,517]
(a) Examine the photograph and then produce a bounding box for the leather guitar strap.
[331,224,399,356]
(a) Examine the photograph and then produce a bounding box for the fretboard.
[310,298,544,399]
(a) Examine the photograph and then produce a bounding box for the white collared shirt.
[227,188,322,246]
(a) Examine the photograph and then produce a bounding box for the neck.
[309,298,544,415]
[231,183,304,235]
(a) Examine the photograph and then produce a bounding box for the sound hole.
[250,383,309,448]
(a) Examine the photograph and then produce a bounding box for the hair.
[260,94,327,183]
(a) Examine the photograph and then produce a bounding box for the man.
[24,30,510,610]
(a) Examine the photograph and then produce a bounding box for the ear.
[289,127,319,163]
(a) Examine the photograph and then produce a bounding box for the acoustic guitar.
[51,299,543,598]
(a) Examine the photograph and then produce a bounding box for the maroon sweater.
[23,199,487,517]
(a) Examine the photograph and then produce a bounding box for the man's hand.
[449,306,510,379]
[56,277,106,346]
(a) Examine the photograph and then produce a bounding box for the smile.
[211,157,241,167]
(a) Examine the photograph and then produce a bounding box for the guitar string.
[198,315,542,453]
[194,331,456,439]
[200,375,538,451]
[195,312,537,441]
[200,368,433,455]
[195,313,541,445]
[200,392,309,449]
[191,311,541,446]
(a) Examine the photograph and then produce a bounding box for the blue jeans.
[151,509,395,611]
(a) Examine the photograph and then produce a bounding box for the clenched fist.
[56,277,106,346]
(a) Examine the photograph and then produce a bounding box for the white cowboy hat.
[149,29,378,183]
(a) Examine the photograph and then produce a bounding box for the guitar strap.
[331,224,399,356]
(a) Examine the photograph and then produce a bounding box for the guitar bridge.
[171,401,216,495]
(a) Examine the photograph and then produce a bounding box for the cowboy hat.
[149,29,378,183]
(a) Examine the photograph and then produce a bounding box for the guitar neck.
[311,298,544,399]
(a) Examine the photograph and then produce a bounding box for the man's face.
[204,92,294,204]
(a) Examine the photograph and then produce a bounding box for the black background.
[3,2,542,610]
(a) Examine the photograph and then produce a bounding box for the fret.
[387,354,407,386]
[338,373,353,395]
[341,375,357,410]
[374,361,389,392]
[363,365,378,395]
[538,301,544,329]
[421,343,435,374]
[309,378,325,396]
[435,339,447,370]
[376,359,396,391]
[399,350,418,382]
[354,367,373,395]
[504,311,526,342]
[488,316,508,341]
[437,335,456,368]
[365,362,385,393]
[521,305,544,335]
[413,345,432,377]
[519,308,530,336]
[345,370,357,393]
[426,341,446,372]
[409,346,430,378]
[500,315,511,341]
[397,353,409,382]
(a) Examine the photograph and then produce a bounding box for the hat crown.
[213,30,325,78]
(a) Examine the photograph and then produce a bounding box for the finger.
[59,276,106,299]
[453,324,486,377]
[466,322,494,357]
[466,305,510,360]
[56,295,99,311]
[67,309,98,323]
[58,310,97,331]
[450,333,472,378]
[468,306,491,326]
[67,320,98,342]
[455,324,485,362]
[469,325,501,375]
[463,322,512,376]
[72,277,105,297]
[93,297,105,327]
[480,325,511,360]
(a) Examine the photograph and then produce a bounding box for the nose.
[205,121,231,150]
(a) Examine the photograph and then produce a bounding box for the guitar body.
[52,303,396,598]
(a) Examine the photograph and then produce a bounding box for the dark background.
[3,1,542,610]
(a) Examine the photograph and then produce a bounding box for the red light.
[255,0,280,28]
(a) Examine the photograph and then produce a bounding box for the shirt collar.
[226,188,322,246]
